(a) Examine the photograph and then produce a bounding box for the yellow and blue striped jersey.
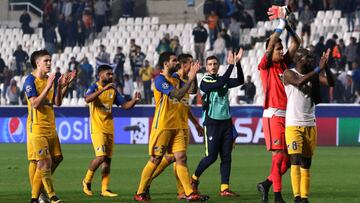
[86,82,125,134]
[23,73,56,137]
[152,74,182,130]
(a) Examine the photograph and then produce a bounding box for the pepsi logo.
[8,117,26,143]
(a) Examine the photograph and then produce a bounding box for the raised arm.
[170,62,200,100]
[200,64,235,93]
[227,49,245,88]
[284,50,330,87]
[119,91,141,109]
[85,83,115,103]
[285,24,301,59]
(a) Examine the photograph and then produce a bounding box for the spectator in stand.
[221,28,232,51]
[6,79,20,105]
[122,0,134,17]
[345,37,358,70]
[76,66,89,98]
[77,20,86,47]
[356,0,360,30]
[338,39,347,70]
[129,39,138,77]
[299,4,314,47]
[80,57,94,85]
[156,38,171,54]
[19,10,34,34]
[315,36,326,59]
[44,26,57,55]
[352,61,360,91]
[75,0,86,20]
[82,5,94,40]
[62,0,73,18]
[133,46,146,81]
[208,10,219,50]
[58,14,67,50]
[163,33,171,45]
[239,10,254,29]
[170,36,183,56]
[65,16,77,47]
[238,75,256,104]
[68,56,80,72]
[113,46,126,85]
[122,74,134,101]
[0,54,5,83]
[94,0,108,33]
[2,66,13,101]
[325,34,340,70]
[344,73,357,103]
[344,0,357,32]
[96,44,111,64]
[192,21,208,65]
[331,71,345,103]
[203,0,217,19]
[139,60,154,104]
[213,33,226,65]
[228,16,241,51]
[13,45,29,76]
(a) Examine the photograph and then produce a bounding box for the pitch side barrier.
[0,104,359,146]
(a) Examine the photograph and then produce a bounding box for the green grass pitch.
[0,144,359,203]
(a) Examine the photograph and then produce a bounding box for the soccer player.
[190,50,244,196]
[24,50,70,203]
[257,5,301,203]
[27,69,76,203]
[283,48,334,203]
[134,51,207,202]
[144,53,205,200]
[82,64,141,197]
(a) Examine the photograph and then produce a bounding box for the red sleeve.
[258,54,269,70]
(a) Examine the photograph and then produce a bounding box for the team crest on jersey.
[25,85,32,93]
[274,139,280,145]
[162,82,169,89]
[109,93,113,98]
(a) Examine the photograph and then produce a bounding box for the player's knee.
[220,155,231,164]
[289,154,301,165]
[165,156,176,163]
[38,158,52,170]
[96,156,107,163]
[175,154,187,164]
[206,154,218,164]
[53,155,63,165]
[301,157,312,169]
[150,156,163,165]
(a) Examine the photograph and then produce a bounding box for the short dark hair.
[30,49,50,69]
[206,55,218,64]
[265,38,282,49]
[293,48,311,64]
[178,53,193,64]
[97,64,113,75]
[158,51,176,68]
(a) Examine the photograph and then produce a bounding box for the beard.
[169,64,180,74]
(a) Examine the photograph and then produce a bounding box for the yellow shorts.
[27,131,62,161]
[91,133,114,157]
[285,126,317,157]
[148,129,188,156]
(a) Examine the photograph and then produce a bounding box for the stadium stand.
[0,2,359,106]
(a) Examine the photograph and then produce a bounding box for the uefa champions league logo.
[1,117,26,143]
